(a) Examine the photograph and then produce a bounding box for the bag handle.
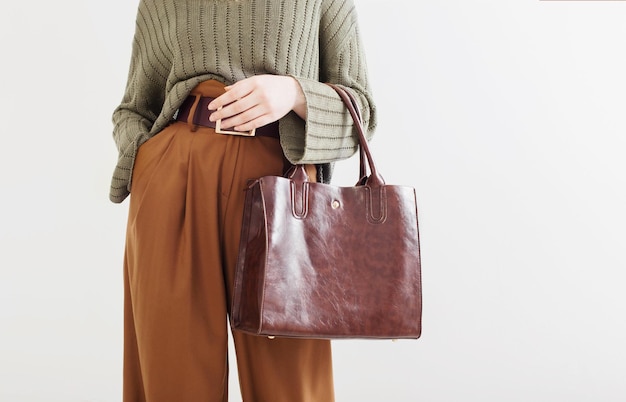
[287,84,382,187]
[334,86,368,183]
[326,84,384,187]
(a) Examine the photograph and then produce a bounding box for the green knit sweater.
[110,0,376,203]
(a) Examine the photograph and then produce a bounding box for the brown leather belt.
[175,95,280,138]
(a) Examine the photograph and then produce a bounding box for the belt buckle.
[215,107,256,137]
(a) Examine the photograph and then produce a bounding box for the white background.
[1,1,625,401]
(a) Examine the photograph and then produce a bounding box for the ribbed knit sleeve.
[281,0,376,171]
[110,1,170,203]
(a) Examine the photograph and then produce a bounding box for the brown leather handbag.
[231,84,422,339]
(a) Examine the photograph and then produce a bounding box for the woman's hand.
[208,75,306,132]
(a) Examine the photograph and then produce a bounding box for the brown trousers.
[123,80,334,402]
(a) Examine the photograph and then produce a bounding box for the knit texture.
[110,0,376,203]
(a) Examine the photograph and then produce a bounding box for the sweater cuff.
[280,76,359,165]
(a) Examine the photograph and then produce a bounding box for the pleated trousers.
[123,80,335,402]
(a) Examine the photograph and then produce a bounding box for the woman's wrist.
[288,76,307,120]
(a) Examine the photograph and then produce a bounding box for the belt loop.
[187,93,202,132]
